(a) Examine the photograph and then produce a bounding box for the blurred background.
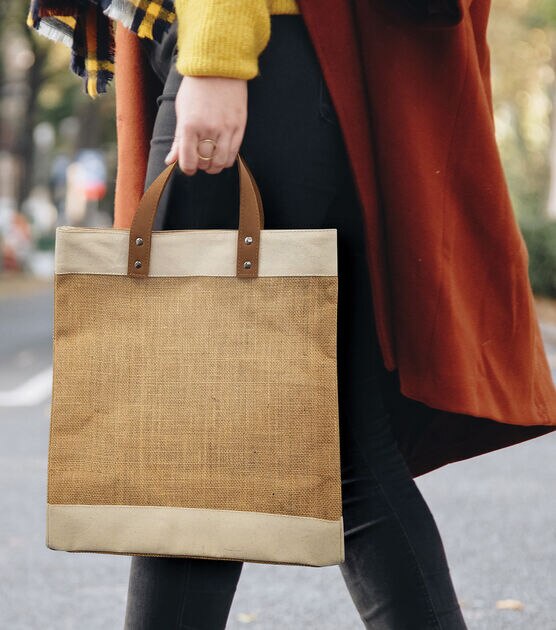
[1,1,555,629]
[0,1,115,279]
[1,0,556,286]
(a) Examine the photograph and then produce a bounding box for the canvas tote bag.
[46,154,344,566]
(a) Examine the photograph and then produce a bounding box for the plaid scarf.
[27,0,176,98]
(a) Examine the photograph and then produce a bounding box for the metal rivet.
[243,261,252,269]
[244,236,253,245]
[135,237,144,246]
[134,260,142,269]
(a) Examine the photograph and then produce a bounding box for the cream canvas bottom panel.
[47,504,345,567]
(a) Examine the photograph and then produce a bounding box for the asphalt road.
[0,280,554,630]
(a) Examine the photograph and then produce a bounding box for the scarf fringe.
[29,17,74,49]
[102,0,136,31]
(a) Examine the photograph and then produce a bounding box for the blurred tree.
[490,0,556,221]
[540,0,556,218]
[0,0,116,211]
[0,0,48,205]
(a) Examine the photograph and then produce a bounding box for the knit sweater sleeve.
[173,0,272,80]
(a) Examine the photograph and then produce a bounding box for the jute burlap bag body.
[47,154,344,566]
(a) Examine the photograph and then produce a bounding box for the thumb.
[164,137,179,165]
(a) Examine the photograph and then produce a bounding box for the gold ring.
[197,138,217,161]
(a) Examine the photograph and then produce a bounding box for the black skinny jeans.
[124,15,468,630]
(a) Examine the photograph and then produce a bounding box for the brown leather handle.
[127,153,264,278]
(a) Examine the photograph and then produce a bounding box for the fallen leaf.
[496,599,524,611]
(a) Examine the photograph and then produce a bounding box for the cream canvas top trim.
[55,227,338,277]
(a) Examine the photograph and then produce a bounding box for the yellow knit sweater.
[174,0,300,80]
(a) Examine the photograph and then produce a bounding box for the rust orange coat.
[113,0,556,476]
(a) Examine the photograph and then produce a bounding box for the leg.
[333,177,467,629]
[124,557,243,630]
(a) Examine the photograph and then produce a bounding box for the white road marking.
[0,366,53,407]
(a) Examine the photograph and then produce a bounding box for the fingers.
[199,135,228,175]
[198,123,244,173]
[176,118,206,175]
[168,127,240,175]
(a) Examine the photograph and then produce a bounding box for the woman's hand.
[164,75,248,176]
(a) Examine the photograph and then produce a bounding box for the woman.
[27,1,556,628]
[119,6,467,630]
[123,5,468,630]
